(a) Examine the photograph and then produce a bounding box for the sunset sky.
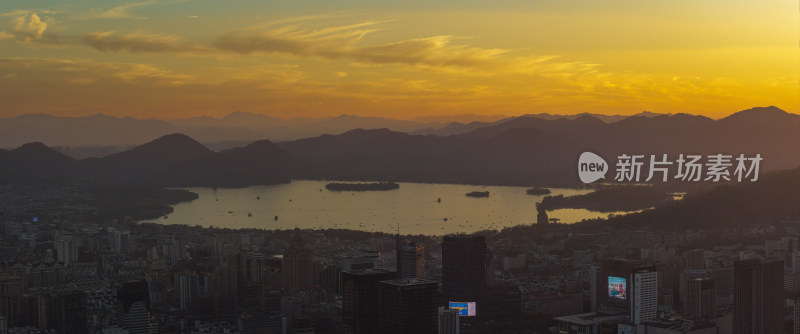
[0,0,797,120]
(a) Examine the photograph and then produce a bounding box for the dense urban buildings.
[0,190,798,333]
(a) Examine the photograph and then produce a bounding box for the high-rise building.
[685,277,715,319]
[442,234,487,303]
[29,263,64,289]
[35,293,55,330]
[631,265,658,325]
[679,270,708,310]
[342,269,397,334]
[115,280,152,334]
[54,236,78,266]
[765,239,785,258]
[319,263,342,295]
[114,230,131,253]
[794,294,800,334]
[397,237,425,279]
[595,258,636,311]
[178,274,198,311]
[378,278,438,334]
[438,307,460,334]
[54,290,87,333]
[282,229,314,293]
[218,251,240,312]
[710,267,734,307]
[683,249,705,271]
[793,251,800,275]
[734,258,783,334]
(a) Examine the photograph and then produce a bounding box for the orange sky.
[0,1,797,120]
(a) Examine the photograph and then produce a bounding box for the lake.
[150,180,635,235]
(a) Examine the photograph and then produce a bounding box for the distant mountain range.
[0,106,796,188]
[0,112,437,149]
[0,110,695,152]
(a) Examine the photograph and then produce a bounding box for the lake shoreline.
[149,180,638,235]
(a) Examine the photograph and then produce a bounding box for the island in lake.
[465,191,490,198]
[325,182,400,191]
[526,187,551,195]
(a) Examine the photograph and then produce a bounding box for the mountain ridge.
[3,107,793,148]
[0,106,796,188]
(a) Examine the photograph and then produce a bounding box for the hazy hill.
[606,166,800,231]
[411,111,670,136]
[170,112,442,143]
[84,134,214,180]
[411,120,505,136]
[458,107,799,170]
[0,142,83,183]
[276,106,799,185]
[152,139,314,187]
[0,110,688,148]
[0,112,443,147]
[0,106,796,188]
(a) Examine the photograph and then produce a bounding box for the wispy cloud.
[0,57,194,86]
[72,17,587,76]
[0,9,61,17]
[83,31,207,53]
[210,20,511,69]
[76,0,155,19]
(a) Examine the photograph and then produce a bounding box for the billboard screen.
[448,301,477,316]
[608,276,627,300]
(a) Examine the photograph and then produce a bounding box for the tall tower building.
[685,277,715,318]
[631,265,658,325]
[794,294,800,334]
[397,237,425,279]
[54,236,78,266]
[442,234,487,303]
[282,229,314,293]
[734,258,783,334]
[54,290,87,333]
[438,307,460,334]
[178,274,199,311]
[595,258,636,311]
[342,269,397,334]
[378,279,439,334]
[217,251,240,312]
[115,280,152,334]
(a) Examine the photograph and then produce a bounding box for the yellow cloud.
[77,0,155,20]
[83,31,207,53]
[11,13,48,41]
